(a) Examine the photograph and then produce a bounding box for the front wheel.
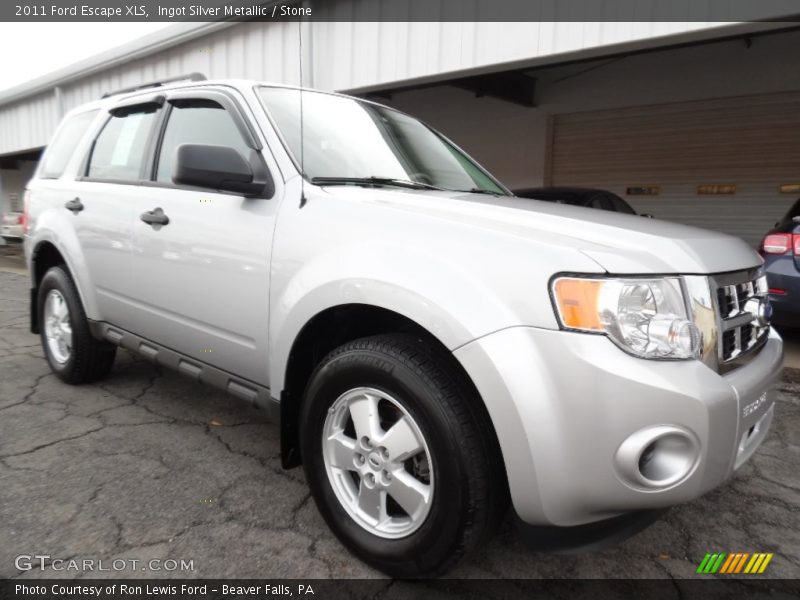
[300,334,507,577]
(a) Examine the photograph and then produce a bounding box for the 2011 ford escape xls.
[24,75,783,577]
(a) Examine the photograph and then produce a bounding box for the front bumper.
[454,326,783,527]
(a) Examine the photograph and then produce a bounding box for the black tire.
[299,334,507,577]
[38,266,116,384]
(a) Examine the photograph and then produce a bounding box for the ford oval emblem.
[754,296,772,327]
[761,298,773,326]
[745,296,772,327]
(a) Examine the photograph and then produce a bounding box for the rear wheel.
[38,266,116,384]
[300,334,506,577]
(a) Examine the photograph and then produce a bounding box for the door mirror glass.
[172,144,263,196]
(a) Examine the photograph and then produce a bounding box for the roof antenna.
[298,19,307,209]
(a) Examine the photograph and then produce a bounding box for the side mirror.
[641,213,655,219]
[173,143,265,196]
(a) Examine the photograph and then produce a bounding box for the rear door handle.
[140,207,170,227]
[64,198,84,213]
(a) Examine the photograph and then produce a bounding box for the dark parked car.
[513,186,644,215]
[761,198,800,327]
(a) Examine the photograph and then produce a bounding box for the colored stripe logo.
[696,552,773,574]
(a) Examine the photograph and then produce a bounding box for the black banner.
[3,0,800,23]
[2,579,800,600]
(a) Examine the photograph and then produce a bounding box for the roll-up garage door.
[549,91,800,247]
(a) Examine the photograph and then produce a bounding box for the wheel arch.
[29,241,70,333]
[31,241,66,285]
[278,303,504,484]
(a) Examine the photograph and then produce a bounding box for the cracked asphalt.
[1,269,799,581]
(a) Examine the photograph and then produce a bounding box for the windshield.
[258,86,507,194]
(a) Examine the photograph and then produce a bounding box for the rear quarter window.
[39,109,99,179]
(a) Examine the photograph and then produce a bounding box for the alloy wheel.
[321,387,434,539]
[43,289,72,364]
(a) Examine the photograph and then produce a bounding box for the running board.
[88,320,279,421]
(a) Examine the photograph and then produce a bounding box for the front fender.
[269,246,522,393]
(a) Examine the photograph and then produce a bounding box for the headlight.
[551,276,702,359]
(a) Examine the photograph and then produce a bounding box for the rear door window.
[39,110,99,179]
[87,110,158,181]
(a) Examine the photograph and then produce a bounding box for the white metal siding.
[0,18,759,156]
[550,91,800,246]
[0,91,59,154]
[0,21,302,155]
[57,21,303,115]
[316,21,733,93]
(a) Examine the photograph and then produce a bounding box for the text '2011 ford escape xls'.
[24,75,783,577]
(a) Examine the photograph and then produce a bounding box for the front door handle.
[140,207,170,227]
[64,198,84,213]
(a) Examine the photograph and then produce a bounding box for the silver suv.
[24,76,783,577]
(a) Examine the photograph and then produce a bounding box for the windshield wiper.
[453,188,504,196]
[311,176,444,191]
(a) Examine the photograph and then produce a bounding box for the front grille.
[716,282,756,318]
[721,329,736,359]
[713,269,769,365]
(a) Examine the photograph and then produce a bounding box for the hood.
[315,186,762,275]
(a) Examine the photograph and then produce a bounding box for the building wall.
[0,14,797,227]
[386,28,800,189]
[0,18,775,156]
[309,20,737,92]
[0,91,59,156]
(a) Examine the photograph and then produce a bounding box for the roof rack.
[101,73,207,99]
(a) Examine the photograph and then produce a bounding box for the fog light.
[615,425,700,490]
[636,433,695,485]
[638,441,657,472]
